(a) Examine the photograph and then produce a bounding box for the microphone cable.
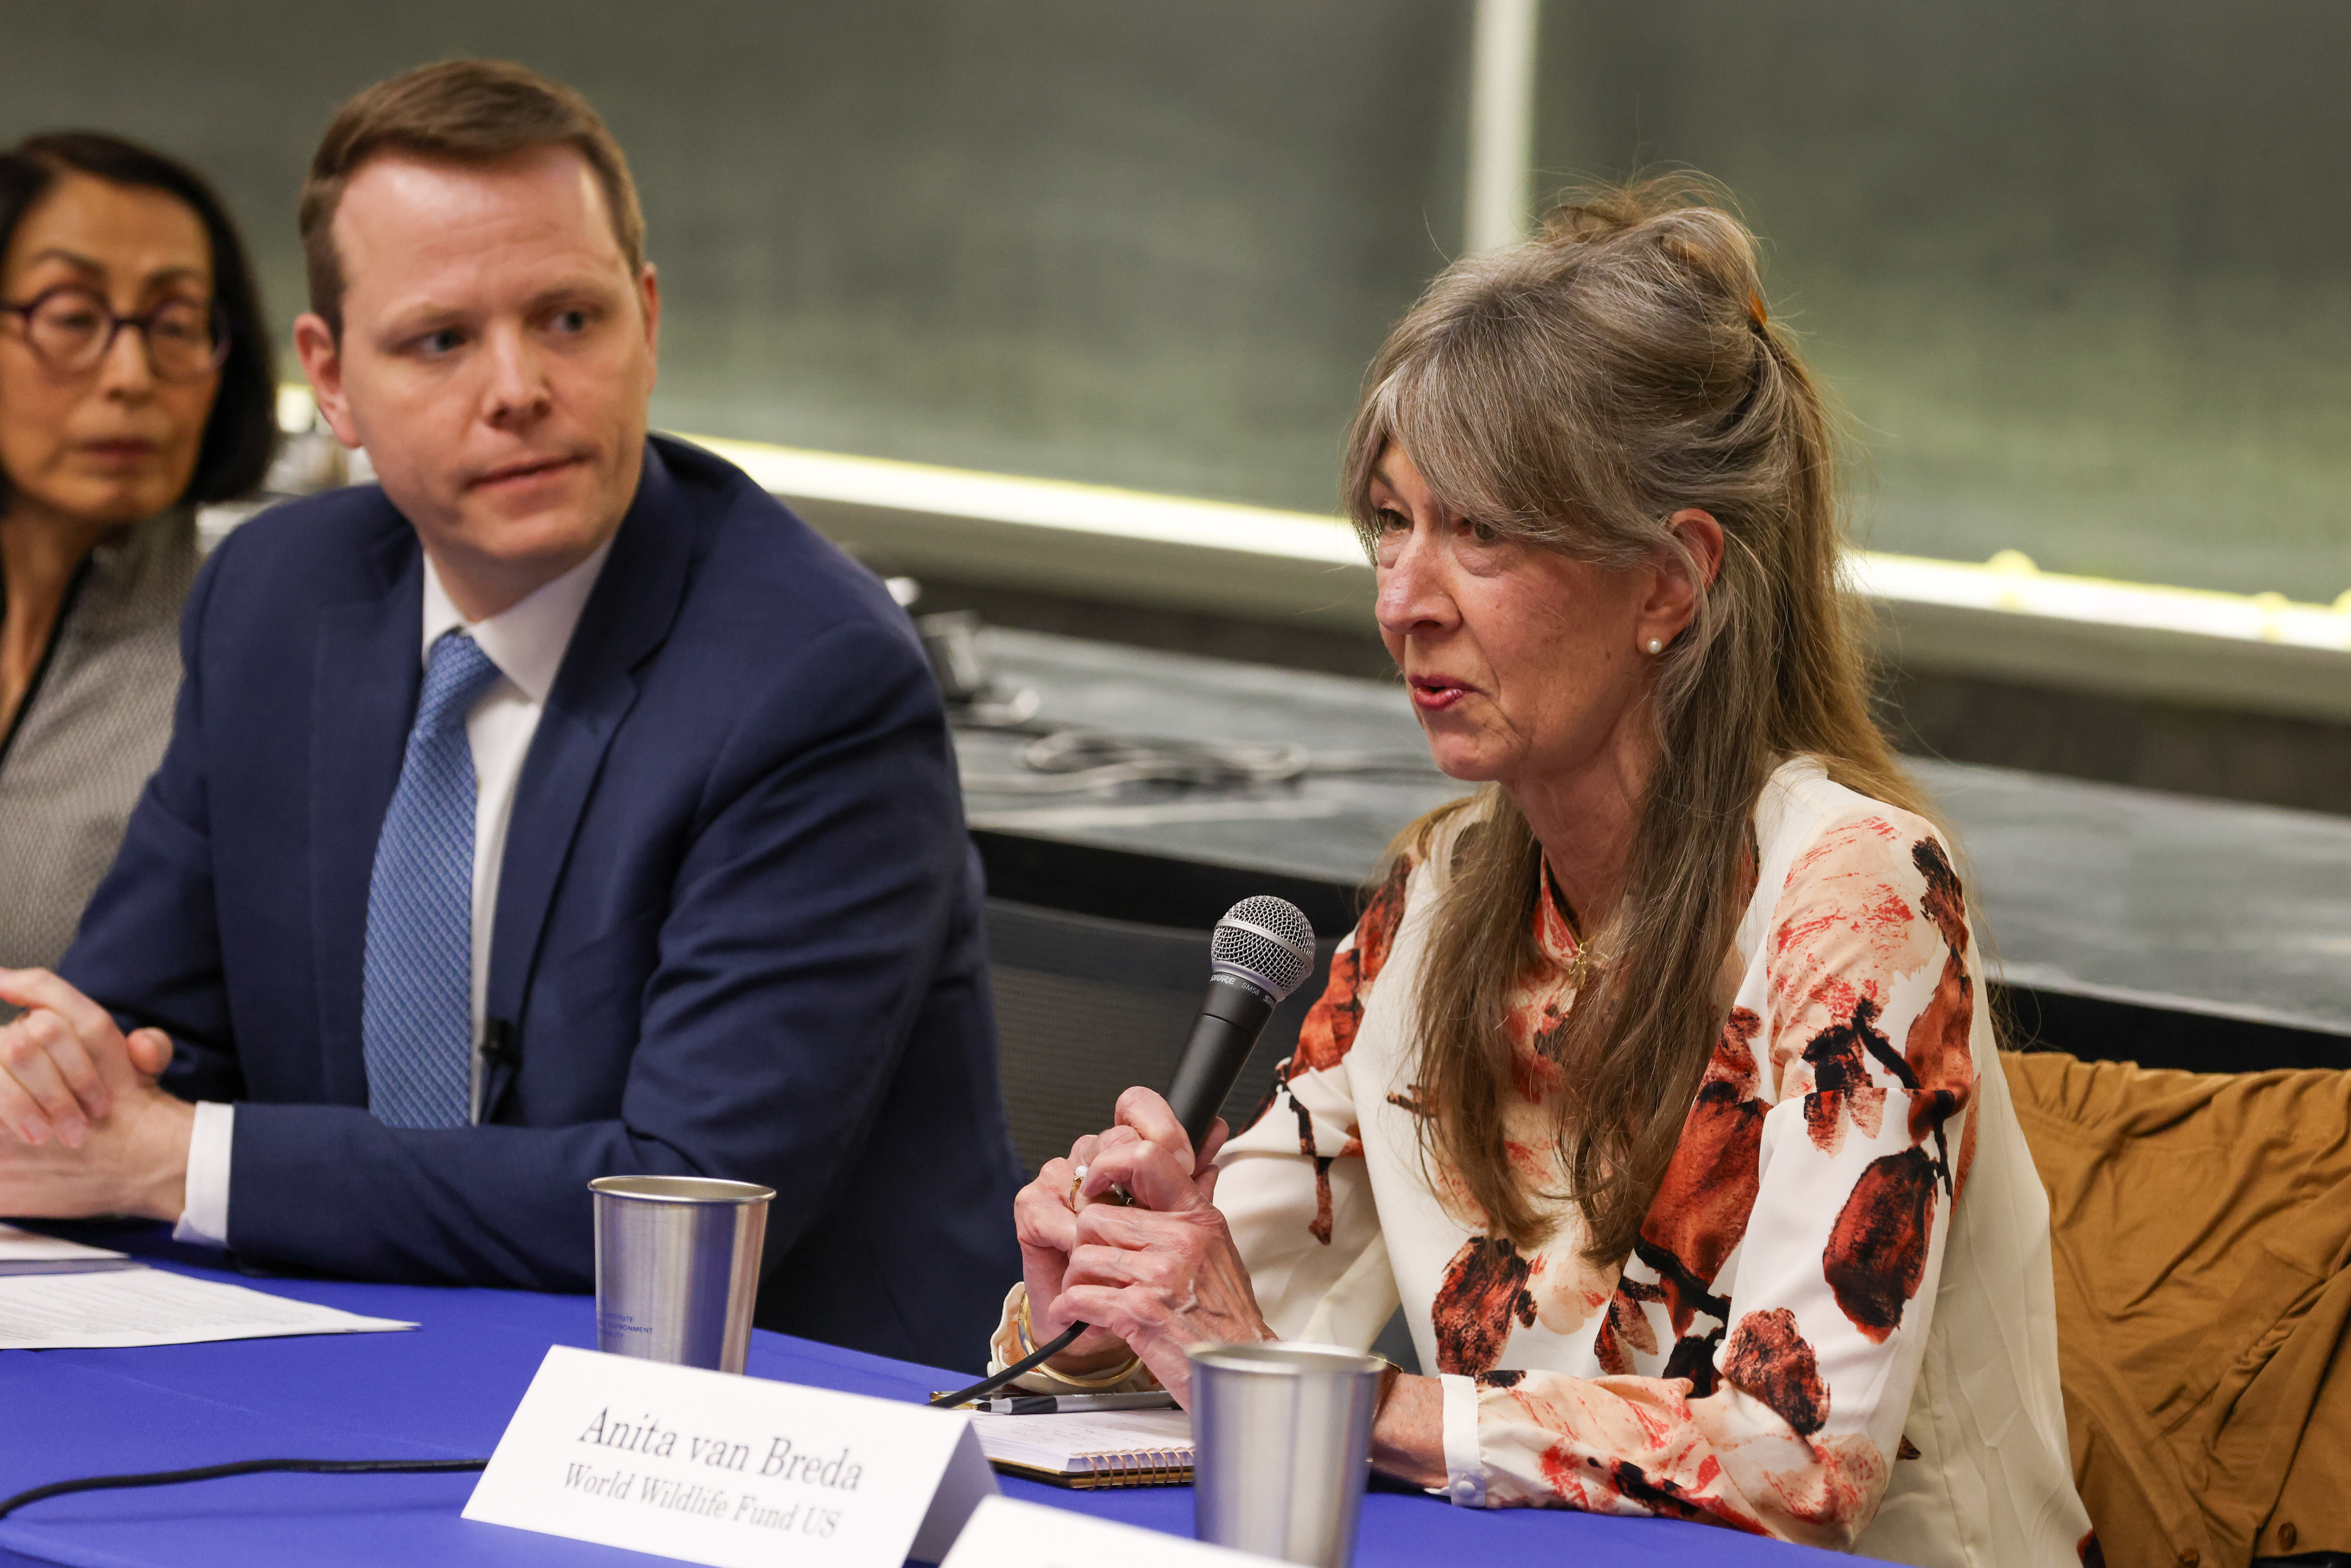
[0,1457,489,1522]
[928,1321,1089,1409]
[954,718,1441,797]
[920,609,1440,797]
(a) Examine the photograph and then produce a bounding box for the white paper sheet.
[0,1221,132,1273]
[0,1264,416,1349]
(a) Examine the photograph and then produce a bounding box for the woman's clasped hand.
[1014,1087,1262,1400]
[1014,1087,1447,1486]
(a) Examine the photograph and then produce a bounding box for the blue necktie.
[363,630,503,1129]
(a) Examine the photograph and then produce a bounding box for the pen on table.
[953,1391,1181,1415]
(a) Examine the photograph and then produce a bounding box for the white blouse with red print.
[1210,757,2090,1566]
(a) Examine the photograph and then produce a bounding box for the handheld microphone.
[928,895,1318,1408]
[1165,896,1319,1148]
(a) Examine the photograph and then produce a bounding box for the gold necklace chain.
[1546,856,1602,997]
[1566,927,1607,998]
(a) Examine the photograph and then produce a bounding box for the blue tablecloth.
[1,1225,1841,1567]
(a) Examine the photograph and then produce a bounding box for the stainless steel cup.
[589,1175,773,1374]
[1187,1342,1383,1567]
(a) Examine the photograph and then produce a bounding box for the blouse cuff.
[1437,1373,1486,1507]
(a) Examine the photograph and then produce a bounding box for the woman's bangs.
[1382,351,1535,536]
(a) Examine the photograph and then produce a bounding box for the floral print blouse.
[1211,758,2089,1566]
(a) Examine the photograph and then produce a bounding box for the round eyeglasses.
[0,284,230,384]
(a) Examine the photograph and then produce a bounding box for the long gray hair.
[1344,176,1927,1263]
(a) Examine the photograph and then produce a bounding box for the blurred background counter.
[952,624,2351,1178]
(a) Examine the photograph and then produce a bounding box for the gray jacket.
[0,508,198,971]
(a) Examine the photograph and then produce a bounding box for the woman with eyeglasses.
[0,134,276,971]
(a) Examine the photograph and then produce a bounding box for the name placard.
[940,1496,1284,1568]
[463,1344,997,1567]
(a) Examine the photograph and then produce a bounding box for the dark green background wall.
[1538,0,2351,598]
[4,1,2344,598]
[0,0,1472,511]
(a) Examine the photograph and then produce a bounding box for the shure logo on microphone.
[1208,970,1278,1006]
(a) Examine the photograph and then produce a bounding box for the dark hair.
[0,131,278,508]
[299,59,645,339]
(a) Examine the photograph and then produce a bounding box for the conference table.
[1,1225,1844,1568]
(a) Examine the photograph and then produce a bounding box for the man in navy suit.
[0,60,1023,1368]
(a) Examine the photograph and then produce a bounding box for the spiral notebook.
[966,1408,1194,1489]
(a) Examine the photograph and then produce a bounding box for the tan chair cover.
[2004,1049,2351,1568]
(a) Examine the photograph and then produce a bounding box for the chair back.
[986,898,1334,1176]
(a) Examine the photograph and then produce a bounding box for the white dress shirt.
[175,538,613,1246]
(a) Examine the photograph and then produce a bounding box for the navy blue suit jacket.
[63,436,1023,1368]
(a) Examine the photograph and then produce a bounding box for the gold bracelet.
[1033,1354,1147,1390]
[1017,1289,1142,1388]
[1014,1291,1038,1359]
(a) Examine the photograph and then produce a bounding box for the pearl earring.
[1645,637,1663,655]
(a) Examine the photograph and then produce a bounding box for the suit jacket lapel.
[485,443,697,1042]
[309,521,424,1107]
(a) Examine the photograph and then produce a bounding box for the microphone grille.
[1211,896,1317,1001]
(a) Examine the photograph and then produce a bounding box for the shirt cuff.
[171,1101,234,1248]
[1437,1372,1486,1507]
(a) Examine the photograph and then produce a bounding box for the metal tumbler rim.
[588,1175,777,1205]
[1185,1341,1383,1377]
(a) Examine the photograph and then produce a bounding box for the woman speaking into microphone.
[996,181,2088,1564]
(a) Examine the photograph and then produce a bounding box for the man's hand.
[0,969,190,1221]
[0,969,172,1145]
